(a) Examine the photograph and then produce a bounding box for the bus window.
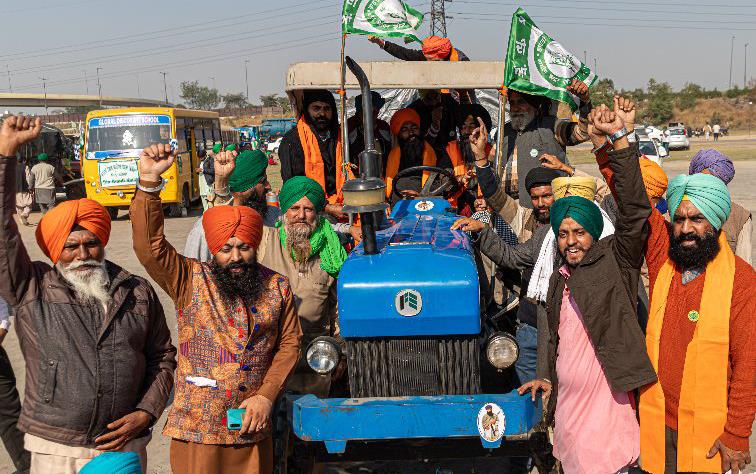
[86,114,172,157]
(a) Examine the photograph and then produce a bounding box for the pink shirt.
[553,266,640,474]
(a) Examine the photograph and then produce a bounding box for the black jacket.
[382,41,470,62]
[279,124,338,196]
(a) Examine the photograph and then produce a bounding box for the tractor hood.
[338,199,480,338]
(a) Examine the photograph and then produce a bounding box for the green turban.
[279,176,326,213]
[37,153,48,161]
[225,144,237,152]
[212,143,222,154]
[550,195,604,241]
[667,173,731,230]
[229,150,268,193]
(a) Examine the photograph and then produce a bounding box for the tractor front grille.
[346,336,481,398]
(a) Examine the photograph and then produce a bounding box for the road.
[0,159,754,473]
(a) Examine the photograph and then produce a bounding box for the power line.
[6,17,336,77]
[0,0,339,61]
[453,11,756,24]
[453,0,756,8]
[11,32,340,92]
[453,15,756,31]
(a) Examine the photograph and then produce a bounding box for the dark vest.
[500,115,568,207]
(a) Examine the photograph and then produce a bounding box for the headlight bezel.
[485,332,519,370]
[305,336,343,375]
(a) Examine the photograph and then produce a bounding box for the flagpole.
[339,33,350,175]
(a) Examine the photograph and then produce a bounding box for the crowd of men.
[0,33,753,474]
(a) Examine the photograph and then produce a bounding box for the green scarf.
[277,217,347,277]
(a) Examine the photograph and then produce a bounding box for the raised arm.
[554,79,593,147]
[129,144,194,306]
[451,218,540,272]
[0,117,42,306]
[368,36,426,61]
[592,109,651,269]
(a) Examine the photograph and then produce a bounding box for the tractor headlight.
[306,337,342,374]
[486,333,519,369]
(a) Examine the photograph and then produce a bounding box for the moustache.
[65,260,102,271]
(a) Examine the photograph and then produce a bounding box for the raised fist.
[368,36,385,47]
[591,108,625,136]
[566,79,590,103]
[138,143,175,183]
[613,96,636,133]
[213,150,237,181]
[0,116,42,157]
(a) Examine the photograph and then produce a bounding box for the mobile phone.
[226,408,245,430]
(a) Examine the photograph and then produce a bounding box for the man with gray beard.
[255,176,347,397]
[0,116,176,474]
[499,80,593,207]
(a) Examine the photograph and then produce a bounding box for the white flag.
[342,0,424,43]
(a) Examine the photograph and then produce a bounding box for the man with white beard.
[256,175,347,396]
[0,116,176,474]
[499,80,593,207]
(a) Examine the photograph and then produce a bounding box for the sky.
[2,0,756,111]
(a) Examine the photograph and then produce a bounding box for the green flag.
[342,0,424,43]
[504,8,597,111]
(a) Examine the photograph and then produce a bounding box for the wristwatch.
[607,127,629,145]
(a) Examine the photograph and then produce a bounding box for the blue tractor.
[277,58,553,473]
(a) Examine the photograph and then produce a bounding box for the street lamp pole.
[39,76,48,115]
[745,43,749,90]
[210,77,216,90]
[160,72,168,104]
[96,67,103,107]
[136,73,141,98]
[83,70,89,95]
[244,59,250,103]
[6,65,11,93]
[729,35,735,89]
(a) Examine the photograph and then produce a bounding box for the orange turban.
[639,158,668,199]
[35,199,111,264]
[422,36,452,60]
[202,206,263,255]
[390,108,421,136]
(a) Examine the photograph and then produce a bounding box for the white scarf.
[525,205,615,303]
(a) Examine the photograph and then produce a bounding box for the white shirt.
[713,124,721,133]
[0,297,10,331]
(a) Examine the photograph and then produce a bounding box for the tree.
[677,83,702,110]
[644,78,674,125]
[589,78,616,108]
[259,93,281,107]
[222,92,249,109]
[275,96,292,114]
[179,81,220,109]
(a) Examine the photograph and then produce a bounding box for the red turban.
[202,206,263,255]
[422,36,452,60]
[35,199,111,264]
[390,108,421,136]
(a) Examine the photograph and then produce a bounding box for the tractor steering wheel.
[391,165,459,200]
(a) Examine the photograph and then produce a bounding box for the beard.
[534,207,550,224]
[510,109,536,131]
[242,191,268,219]
[57,259,111,308]
[209,259,264,302]
[307,113,331,134]
[459,137,476,164]
[399,136,425,166]
[668,229,721,270]
[284,215,317,270]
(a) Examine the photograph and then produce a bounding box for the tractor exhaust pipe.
[341,56,387,255]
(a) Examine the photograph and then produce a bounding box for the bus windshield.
[86,114,172,158]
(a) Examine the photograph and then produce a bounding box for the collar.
[681,266,704,285]
[558,264,572,279]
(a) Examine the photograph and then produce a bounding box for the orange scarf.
[445,141,490,199]
[640,231,734,474]
[297,117,353,204]
[384,142,436,198]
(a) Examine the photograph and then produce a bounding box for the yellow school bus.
[83,107,230,217]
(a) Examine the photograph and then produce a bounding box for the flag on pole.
[342,0,424,43]
[504,8,597,111]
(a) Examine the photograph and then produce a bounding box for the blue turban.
[667,173,731,230]
[688,149,735,184]
[550,195,604,241]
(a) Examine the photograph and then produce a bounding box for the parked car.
[639,138,667,166]
[666,127,690,150]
